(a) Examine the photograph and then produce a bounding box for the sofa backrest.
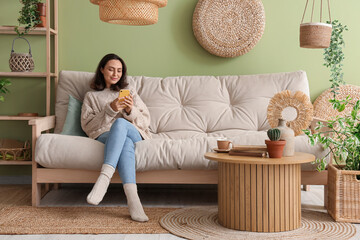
[55,70,310,135]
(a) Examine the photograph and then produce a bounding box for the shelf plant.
[303,20,360,172]
[0,78,11,102]
[15,0,42,36]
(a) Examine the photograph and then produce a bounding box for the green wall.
[0,0,359,176]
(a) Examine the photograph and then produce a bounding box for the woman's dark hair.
[91,53,128,91]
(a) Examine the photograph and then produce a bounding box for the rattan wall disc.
[313,84,360,120]
[267,90,313,136]
[192,0,265,58]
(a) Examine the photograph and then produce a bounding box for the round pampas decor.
[192,0,265,58]
[90,0,167,25]
[267,90,313,136]
[313,85,360,120]
[160,207,356,240]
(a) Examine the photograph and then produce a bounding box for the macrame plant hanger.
[300,0,332,48]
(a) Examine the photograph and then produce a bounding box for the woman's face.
[101,59,123,88]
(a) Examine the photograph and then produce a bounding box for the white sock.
[123,183,149,222]
[87,164,115,205]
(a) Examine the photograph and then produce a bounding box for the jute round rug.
[160,207,357,240]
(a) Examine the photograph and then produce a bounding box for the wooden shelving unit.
[0,116,41,121]
[0,160,32,165]
[0,72,56,77]
[0,26,57,35]
[0,0,58,168]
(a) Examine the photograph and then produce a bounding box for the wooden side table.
[204,152,314,232]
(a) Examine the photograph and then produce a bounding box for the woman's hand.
[110,98,122,112]
[110,94,134,114]
[121,95,134,114]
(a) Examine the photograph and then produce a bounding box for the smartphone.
[118,89,130,102]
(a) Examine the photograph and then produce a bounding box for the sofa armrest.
[28,115,56,139]
[28,115,55,168]
[310,117,329,134]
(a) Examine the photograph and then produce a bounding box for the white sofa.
[30,70,328,206]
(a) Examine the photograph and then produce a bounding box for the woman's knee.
[111,118,128,131]
[114,118,128,126]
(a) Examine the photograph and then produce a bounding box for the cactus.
[267,128,281,141]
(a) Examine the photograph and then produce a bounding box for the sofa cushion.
[139,72,310,134]
[36,133,327,172]
[55,71,310,136]
[61,95,87,137]
[55,71,94,133]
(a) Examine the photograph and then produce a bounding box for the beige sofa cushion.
[56,71,309,136]
[36,133,326,172]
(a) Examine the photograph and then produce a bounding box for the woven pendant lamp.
[300,0,332,48]
[90,0,167,25]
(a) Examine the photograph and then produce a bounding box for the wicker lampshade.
[90,0,167,25]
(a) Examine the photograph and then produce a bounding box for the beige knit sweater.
[81,87,152,140]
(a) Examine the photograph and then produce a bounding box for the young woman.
[81,53,151,222]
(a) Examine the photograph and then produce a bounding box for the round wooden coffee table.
[204,152,315,232]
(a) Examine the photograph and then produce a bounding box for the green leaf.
[352,110,358,120]
[338,104,346,112]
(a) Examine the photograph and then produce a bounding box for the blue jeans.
[96,118,142,184]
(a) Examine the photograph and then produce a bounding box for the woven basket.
[91,0,167,25]
[300,23,332,48]
[328,164,360,223]
[9,37,35,72]
[300,0,332,48]
[0,139,31,161]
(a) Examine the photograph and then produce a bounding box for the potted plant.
[35,2,46,27]
[305,96,360,223]
[303,20,360,223]
[265,128,286,158]
[15,0,42,36]
[0,78,11,102]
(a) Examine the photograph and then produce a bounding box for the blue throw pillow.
[61,95,87,137]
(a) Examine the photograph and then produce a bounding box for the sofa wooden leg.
[303,185,310,191]
[324,185,328,209]
[53,183,60,190]
[32,183,41,206]
[45,183,50,192]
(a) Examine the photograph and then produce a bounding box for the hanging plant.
[15,0,42,36]
[304,20,356,172]
[323,20,348,99]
